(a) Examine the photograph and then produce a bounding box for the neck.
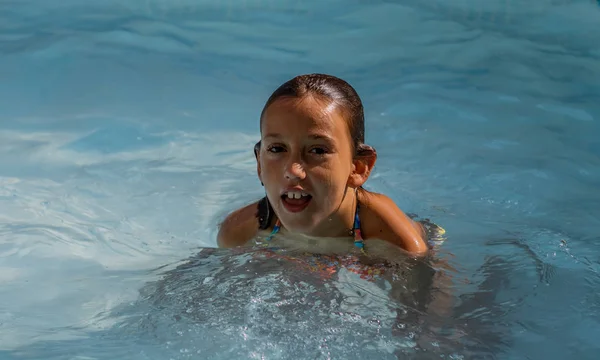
[307,187,358,238]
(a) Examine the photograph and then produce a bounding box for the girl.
[217,73,430,256]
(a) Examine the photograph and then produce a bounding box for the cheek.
[260,157,280,178]
[312,164,348,193]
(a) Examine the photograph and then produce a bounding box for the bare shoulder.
[217,201,261,248]
[358,190,428,255]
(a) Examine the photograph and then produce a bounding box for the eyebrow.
[263,133,335,142]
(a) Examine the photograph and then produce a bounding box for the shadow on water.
[7,228,562,360]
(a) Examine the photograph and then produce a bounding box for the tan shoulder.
[217,201,261,248]
[358,190,428,255]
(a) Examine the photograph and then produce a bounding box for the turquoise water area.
[1,0,599,359]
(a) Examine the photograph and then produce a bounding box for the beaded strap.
[265,219,280,242]
[352,204,366,254]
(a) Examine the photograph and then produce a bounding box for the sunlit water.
[1,0,600,359]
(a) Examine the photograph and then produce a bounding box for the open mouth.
[281,191,312,213]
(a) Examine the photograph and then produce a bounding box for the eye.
[267,145,285,153]
[309,147,328,155]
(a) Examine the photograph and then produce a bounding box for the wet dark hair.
[254,73,375,158]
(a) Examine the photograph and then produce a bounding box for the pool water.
[1,0,599,359]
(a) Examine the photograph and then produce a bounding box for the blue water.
[1,0,600,359]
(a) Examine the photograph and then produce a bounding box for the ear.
[254,141,264,186]
[348,145,377,188]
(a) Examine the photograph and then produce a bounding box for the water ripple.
[1,0,599,358]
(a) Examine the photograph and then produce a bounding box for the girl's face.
[257,96,357,237]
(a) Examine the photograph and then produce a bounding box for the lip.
[280,186,310,196]
[281,196,312,213]
[280,187,312,213]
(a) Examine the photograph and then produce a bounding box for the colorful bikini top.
[257,196,366,253]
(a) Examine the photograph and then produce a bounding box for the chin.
[278,216,317,235]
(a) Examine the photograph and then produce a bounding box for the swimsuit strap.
[264,219,280,242]
[264,196,365,252]
[352,202,366,253]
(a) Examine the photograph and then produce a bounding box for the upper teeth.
[286,191,308,199]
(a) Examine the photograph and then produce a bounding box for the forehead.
[261,96,348,136]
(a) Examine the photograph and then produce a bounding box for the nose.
[284,158,306,181]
